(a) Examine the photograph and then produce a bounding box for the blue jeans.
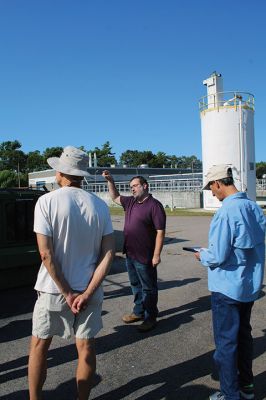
[211,292,254,400]
[126,257,158,321]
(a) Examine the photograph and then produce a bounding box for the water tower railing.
[199,91,255,112]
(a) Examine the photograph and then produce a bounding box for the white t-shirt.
[34,186,113,293]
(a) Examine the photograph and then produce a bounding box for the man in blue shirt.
[195,164,265,400]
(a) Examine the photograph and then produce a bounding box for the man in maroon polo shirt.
[102,170,166,332]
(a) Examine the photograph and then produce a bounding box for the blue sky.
[0,0,265,162]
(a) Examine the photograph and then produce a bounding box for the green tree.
[26,151,45,171]
[151,152,170,168]
[137,151,155,166]
[0,170,17,187]
[43,147,63,161]
[120,150,203,169]
[256,162,266,178]
[120,150,156,167]
[89,141,117,167]
[171,155,202,170]
[120,150,141,167]
[19,172,28,187]
[0,140,27,172]
[185,155,202,171]
[167,155,179,168]
[0,170,28,188]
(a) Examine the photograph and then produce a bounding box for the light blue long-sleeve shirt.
[200,192,265,302]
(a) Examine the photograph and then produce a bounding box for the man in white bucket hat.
[195,164,265,400]
[28,146,115,400]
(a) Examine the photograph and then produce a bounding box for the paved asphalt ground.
[1,215,266,400]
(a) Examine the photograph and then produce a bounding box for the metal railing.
[82,178,266,194]
[199,91,255,112]
[82,178,203,193]
[256,179,266,191]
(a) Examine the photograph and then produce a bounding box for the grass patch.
[109,207,265,217]
[109,206,214,217]
[164,208,214,216]
[109,207,124,216]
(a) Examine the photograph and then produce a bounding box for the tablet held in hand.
[182,246,201,253]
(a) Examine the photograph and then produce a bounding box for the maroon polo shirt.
[120,194,166,265]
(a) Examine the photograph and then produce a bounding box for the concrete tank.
[199,72,256,209]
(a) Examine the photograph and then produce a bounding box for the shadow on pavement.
[92,350,214,400]
[104,277,200,300]
[92,335,266,400]
[2,330,266,399]
[0,318,32,343]
[0,295,211,384]
[2,375,101,400]
[1,304,266,400]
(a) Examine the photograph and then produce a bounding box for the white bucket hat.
[47,146,91,177]
[202,164,233,190]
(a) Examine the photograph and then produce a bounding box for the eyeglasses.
[130,183,143,190]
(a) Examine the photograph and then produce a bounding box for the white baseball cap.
[202,164,233,190]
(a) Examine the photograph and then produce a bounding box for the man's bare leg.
[75,338,96,400]
[28,336,53,400]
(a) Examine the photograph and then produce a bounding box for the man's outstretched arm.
[102,170,121,205]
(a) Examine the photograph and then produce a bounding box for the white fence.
[81,178,266,209]
[82,178,203,193]
[82,178,266,194]
[256,179,266,191]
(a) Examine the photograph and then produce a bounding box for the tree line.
[0,140,202,187]
[0,140,265,188]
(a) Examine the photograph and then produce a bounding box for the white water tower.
[199,72,256,209]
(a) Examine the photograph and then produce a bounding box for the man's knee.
[76,338,96,359]
[76,339,96,379]
[30,336,52,355]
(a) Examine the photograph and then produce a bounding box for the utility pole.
[17,160,21,188]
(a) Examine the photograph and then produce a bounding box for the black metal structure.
[0,188,45,289]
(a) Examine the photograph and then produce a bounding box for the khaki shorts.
[32,287,103,339]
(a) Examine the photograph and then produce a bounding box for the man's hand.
[65,292,80,310]
[71,293,90,314]
[194,252,201,261]
[102,170,113,182]
[152,255,161,268]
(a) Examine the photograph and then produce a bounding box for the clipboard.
[182,246,201,253]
